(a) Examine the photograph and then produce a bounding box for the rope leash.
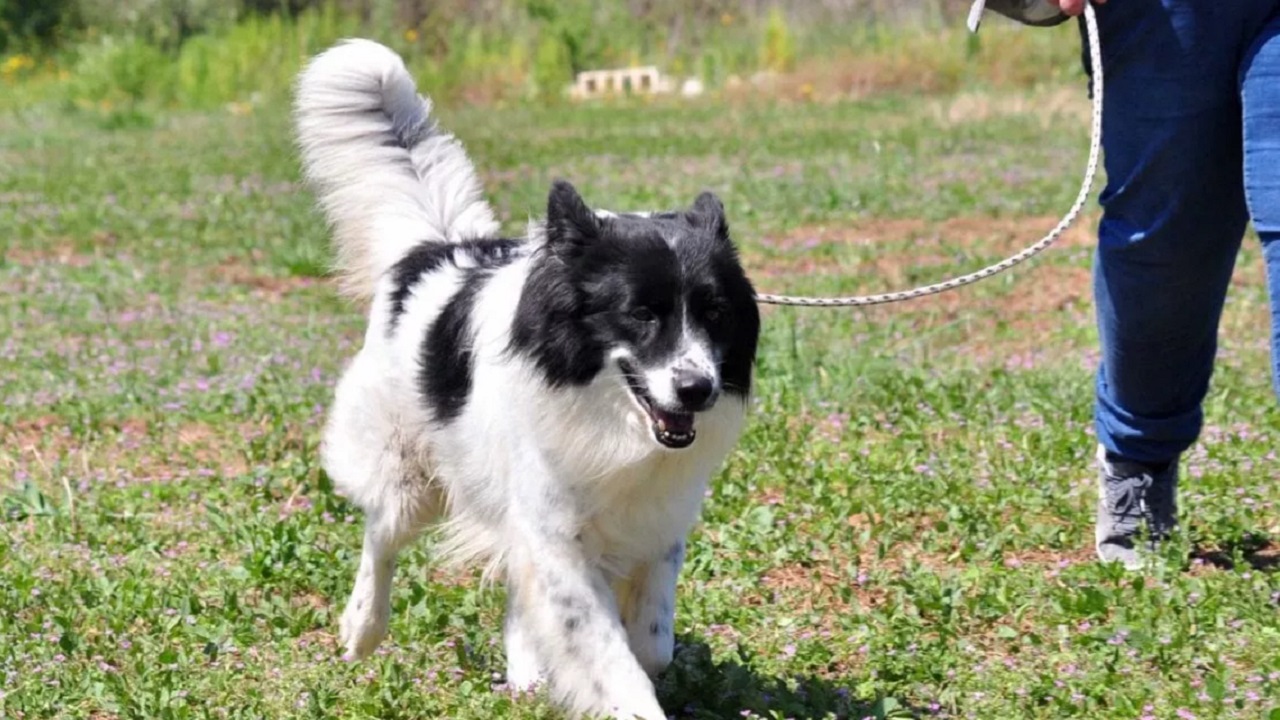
[755,3,1103,308]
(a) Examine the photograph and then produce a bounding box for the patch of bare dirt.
[296,628,339,652]
[999,546,1096,573]
[4,241,104,268]
[752,215,1277,367]
[2,415,78,455]
[1,417,255,486]
[925,88,1091,127]
[4,230,123,267]
[754,213,1097,262]
[174,421,251,478]
[723,42,1092,113]
[726,55,966,104]
[1251,544,1280,570]
[760,562,865,610]
[748,214,1101,363]
[1191,538,1280,573]
[291,592,332,612]
[210,256,320,300]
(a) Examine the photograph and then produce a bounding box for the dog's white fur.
[295,40,750,719]
[294,39,500,301]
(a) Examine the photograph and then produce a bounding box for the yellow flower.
[1,54,35,79]
[720,13,734,26]
[404,28,420,43]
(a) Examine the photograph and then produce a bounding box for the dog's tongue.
[653,409,694,434]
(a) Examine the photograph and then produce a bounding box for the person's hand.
[1053,0,1105,15]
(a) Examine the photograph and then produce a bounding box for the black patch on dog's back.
[390,242,455,325]
[419,269,490,422]
[390,238,523,330]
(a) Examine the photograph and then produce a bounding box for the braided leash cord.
[755,3,1103,308]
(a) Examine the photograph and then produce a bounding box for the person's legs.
[1241,12,1280,399]
[1090,0,1253,464]
[1085,0,1262,565]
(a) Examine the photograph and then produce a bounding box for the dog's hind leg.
[506,540,667,720]
[618,540,683,677]
[341,524,397,660]
[327,417,440,659]
[339,497,431,660]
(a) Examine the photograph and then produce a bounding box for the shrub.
[0,0,78,52]
[73,0,237,50]
[68,35,172,105]
[760,5,794,73]
[531,29,572,100]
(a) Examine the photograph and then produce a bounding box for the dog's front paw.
[503,658,545,694]
[339,595,388,660]
[629,621,675,678]
[594,678,668,720]
[503,619,545,692]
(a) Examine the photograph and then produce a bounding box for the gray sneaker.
[1095,445,1179,570]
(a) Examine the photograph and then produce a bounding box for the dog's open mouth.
[619,361,696,449]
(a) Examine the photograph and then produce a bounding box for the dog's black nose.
[674,371,716,409]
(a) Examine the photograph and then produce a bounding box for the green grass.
[0,6,1084,113]
[2,80,1279,719]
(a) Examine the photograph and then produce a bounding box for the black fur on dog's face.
[511,180,760,449]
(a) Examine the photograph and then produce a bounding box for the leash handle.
[755,2,1103,308]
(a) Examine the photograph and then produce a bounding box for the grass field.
[3,78,1280,719]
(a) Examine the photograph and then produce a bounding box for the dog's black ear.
[689,191,729,240]
[547,180,599,251]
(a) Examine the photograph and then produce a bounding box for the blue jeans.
[1088,0,1280,464]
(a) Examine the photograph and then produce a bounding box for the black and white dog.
[295,39,760,719]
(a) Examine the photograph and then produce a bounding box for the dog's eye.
[704,307,722,323]
[630,307,658,323]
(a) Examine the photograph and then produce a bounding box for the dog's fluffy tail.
[294,39,500,301]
